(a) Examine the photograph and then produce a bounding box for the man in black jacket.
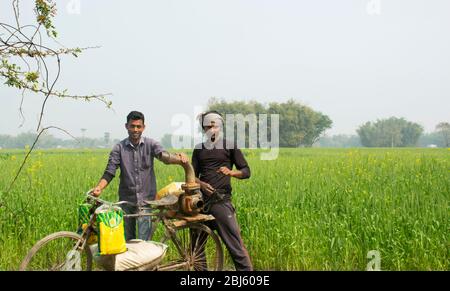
[192,110,253,271]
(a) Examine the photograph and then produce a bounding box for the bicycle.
[19,190,224,271]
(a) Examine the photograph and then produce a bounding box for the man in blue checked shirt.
[92,110,188,241]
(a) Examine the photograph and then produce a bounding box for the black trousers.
[203,200,253,271]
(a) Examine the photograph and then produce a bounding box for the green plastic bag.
[78,203,91,226]
[77,203,97,244]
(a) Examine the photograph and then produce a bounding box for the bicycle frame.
[79,193,192,269]
[20,182,224,270]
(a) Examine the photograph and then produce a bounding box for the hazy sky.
[1,0,449,140]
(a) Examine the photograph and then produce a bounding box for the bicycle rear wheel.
[158,223,223,271]
[19,231,93,271]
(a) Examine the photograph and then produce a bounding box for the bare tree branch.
[1,1,113,198]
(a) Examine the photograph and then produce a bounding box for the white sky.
[1,0,449,140]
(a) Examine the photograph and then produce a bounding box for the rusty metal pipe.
[159,151,197,187]
[159,151,203,215]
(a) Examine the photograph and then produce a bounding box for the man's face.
[125,119,145,141]
[203,122,221,141]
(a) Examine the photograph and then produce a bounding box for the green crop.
[0,148,448,270]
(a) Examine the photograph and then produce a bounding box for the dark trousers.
[204,200,253,271]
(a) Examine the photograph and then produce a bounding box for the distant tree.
[435,122,450,147]
[207,98,332,147]
[207,97,265,116]
[418,132,444,148]
[0,131,120,149]
[161,134,173,149]
[266,100,332,147]
[161,133,193,149]
[104,132,110,146]
[207,97,266,147]
[315,134,362,148]
[357,117,423,147]
[0,134,13,148]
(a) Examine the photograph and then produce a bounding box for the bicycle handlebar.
[85,190,137,207]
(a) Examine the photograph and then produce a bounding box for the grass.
[0,148,448,270]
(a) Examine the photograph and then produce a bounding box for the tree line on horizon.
[1,99,448,149]
[0,131,117,150]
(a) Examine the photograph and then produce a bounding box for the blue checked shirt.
[102,136,165,205]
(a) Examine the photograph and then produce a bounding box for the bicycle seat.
[144,194,178,206]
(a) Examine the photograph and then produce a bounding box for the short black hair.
[127,111,145,124]
[199,110,223,129]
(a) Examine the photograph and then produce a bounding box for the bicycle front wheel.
[19,231,93,271]
[159,223,224,271]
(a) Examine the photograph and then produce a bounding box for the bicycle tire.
[158,223,224,271]
[19,231,93,271]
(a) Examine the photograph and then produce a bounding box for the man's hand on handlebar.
[92,178,108,197]
[91,186,102,197]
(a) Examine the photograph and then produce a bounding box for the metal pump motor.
[159,152,204,216]
[178,184,204,216]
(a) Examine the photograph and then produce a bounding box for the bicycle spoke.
[157,223,223,271]
[192,231,209,257]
